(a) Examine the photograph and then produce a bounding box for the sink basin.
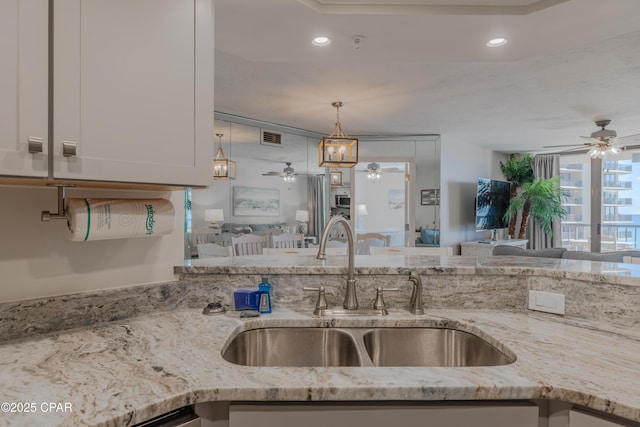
[362,328,513,367]
[222,328,362,367]
[222,327,514,367]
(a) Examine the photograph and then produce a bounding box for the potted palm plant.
[504,176,567,239]
[500,153,534,238]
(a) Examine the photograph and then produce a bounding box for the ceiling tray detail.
[295,0,568,15]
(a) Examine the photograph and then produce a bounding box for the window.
[560,150,640,252]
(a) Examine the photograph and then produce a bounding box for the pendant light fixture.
[318,101,358,168]
[213,133,236,180]
[330,169,344,187]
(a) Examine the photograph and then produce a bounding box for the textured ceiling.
[214,0,640,153]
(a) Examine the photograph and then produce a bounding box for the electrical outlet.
[528,290,565,315]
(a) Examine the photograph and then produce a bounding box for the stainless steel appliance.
[133,406,200,427]
[335,195,350,208]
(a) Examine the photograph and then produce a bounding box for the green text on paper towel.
[145,204,156,235]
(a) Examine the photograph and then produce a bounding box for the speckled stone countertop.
[1,307,640,427]
[2,255,640,426]
[178,254,640,286]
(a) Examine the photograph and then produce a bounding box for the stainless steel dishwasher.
[133,406,200,427]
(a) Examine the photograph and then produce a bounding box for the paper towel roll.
[66,198,175,242]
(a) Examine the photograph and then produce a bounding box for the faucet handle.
[373,287,399,311]
[303,286,328,315]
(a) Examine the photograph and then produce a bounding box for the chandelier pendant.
[213,133,236,180]
[318,101,358,168]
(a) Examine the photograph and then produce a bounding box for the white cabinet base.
[228,403,538,427]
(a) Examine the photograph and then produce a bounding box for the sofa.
[220,222,289,235]
[492,245,640,262]
[416,229,440,247]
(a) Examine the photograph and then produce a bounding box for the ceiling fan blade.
[261,171,282,176]
[542,143,586,148]
[579,136,604,144]
[616,133,640,142]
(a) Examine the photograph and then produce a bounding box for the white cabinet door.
[569,410,631,427]
[53,0,213,186]
[229,403,539,427]
[0,0,49,178]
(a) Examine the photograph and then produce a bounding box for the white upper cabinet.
[1,0,213,186]
[0,0,49,178]
[53,0,213,186]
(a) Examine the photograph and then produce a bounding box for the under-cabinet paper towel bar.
[41,184,74,222]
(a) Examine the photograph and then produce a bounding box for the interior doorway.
[351,159,415,247]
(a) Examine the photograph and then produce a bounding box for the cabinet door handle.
[62,140,77,157]
[28,136,44,154]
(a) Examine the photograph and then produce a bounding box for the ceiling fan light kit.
[318,101,359,168]
[587,144,621,160]
[282,162,296,183]
[366,162,382,181]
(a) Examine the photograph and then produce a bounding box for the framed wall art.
[421,188,440,206]
[233,186,280,216]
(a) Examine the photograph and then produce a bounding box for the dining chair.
[263,247,347,256]
[356,233,391,255]
[271,232,304,249]
[369,246,454,256]
[326,240,347,248]
[197,243,233,258]
[193,227,219,245]
[231,234,268,256]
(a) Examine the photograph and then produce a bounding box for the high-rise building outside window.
[560,150,640,252]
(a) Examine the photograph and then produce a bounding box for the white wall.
[191,156,308,232]
[354,170,405,233]
[440,136,507,248]
[0,186,184,303]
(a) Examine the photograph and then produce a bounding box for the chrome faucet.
[317,216,358,310]
[408,272,425,315]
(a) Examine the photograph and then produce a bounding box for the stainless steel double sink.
[222,327,515,367]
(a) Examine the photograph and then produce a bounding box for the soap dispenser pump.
[258,276,272,314]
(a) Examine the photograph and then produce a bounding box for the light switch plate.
[528,290,565,315]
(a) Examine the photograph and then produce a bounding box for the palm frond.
[509,177,567,237]
[500,153,534,187]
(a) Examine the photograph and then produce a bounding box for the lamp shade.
[205,209,224,222]
[357,204,368,216]
[295,210,309,222]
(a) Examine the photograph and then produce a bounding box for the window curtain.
[307,175,326,238]
[529,154,561,249]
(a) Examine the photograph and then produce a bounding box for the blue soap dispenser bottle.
[258,276,272,314]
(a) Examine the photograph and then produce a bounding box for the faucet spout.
[408,273,424,315]
[317,216,358,310]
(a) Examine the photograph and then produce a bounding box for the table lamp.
[205,209,224,229]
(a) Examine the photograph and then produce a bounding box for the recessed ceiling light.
[486,38,507,47]
[312,36,331,47]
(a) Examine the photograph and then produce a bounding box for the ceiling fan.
[262,162,305,182]
[544,120,640,159]
[355,162,405,181]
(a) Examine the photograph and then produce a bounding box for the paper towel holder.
[41,184,75,222]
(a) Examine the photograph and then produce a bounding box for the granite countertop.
[1,306,639,427]
[179,254,640,286]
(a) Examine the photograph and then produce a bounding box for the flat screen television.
[475,177,511,231]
